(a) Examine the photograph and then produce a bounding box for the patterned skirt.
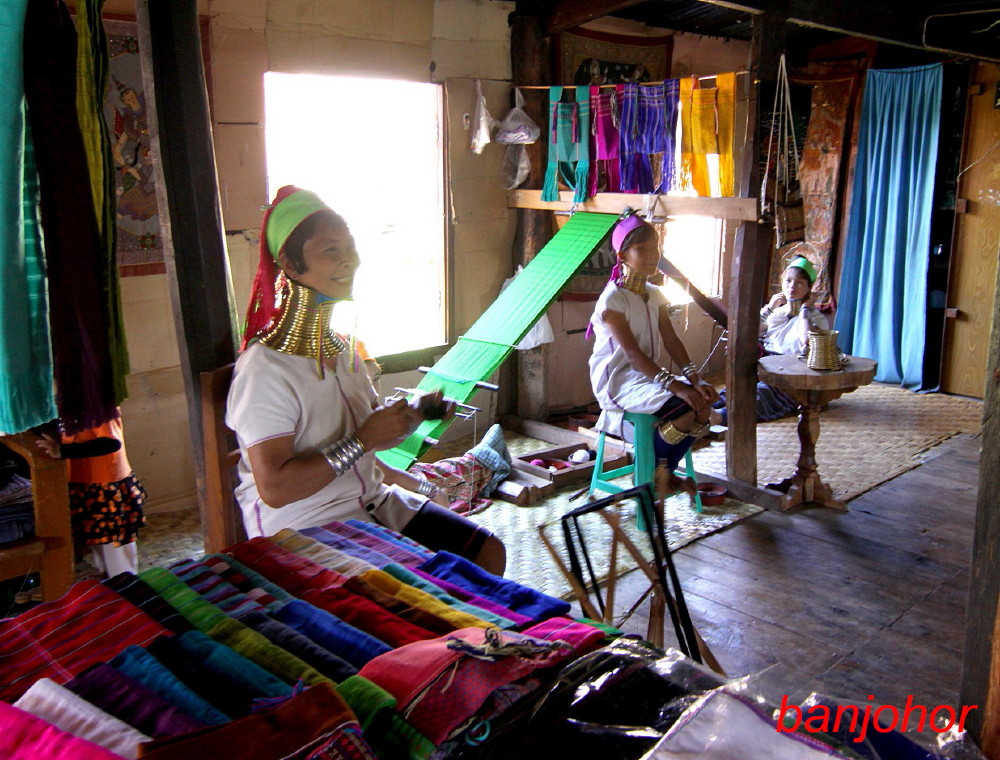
[69,472,147,546]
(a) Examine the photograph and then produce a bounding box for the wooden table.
[758,354,877,511]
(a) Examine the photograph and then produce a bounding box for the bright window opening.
[659,215,724,304]
[264,72,447,358]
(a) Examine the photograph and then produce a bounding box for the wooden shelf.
[0,432,73,601]
[507,189,759,221]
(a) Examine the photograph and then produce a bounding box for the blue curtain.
[835,64,943,389]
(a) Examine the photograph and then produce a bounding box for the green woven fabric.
[379,212,617,470]
[339,676,434,760]
[0,0,57,434]
[139,567,229,631]
[207,617,331,688]
[139,566,330,687]
[76,0,129,404]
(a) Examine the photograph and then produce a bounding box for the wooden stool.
[589,412,703,516]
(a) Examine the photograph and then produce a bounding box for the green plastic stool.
[588,412,703,521]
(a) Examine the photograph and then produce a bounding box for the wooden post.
[511,7,554,420]
[136,0,238,549]
[725,11,785,484]
[960,239,1000,756]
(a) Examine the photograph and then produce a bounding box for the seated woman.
[713,255,830,424]
[588,214,718,492]
[227,185,505,574]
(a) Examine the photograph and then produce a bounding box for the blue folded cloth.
[271,599,391,669]
[418,551,571,621]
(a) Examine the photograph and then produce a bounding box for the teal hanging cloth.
[541,86,591,204]
[835,64,943,389]
[0,0,57,434]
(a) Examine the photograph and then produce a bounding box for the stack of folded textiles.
[1,519,957,760]
[0,520,607,760]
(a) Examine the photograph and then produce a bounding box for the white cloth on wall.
[14,678,151,759]
[227,344,425,537]
[588,281,672,428]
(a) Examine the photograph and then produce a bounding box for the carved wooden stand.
[758,354,877,512]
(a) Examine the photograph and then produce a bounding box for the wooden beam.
[543,0,648,35]
[511,10,555,421]
[136,0,238,550]
[508,189,759,221]
[725,12,784,486]
[960,238,1000,754]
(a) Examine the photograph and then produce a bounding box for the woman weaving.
[227,186,505,574]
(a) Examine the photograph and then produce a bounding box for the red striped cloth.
[0,580,167,702]
[227,538,348,597]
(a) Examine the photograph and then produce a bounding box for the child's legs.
[651,398,709,472]
[90,541,138,577]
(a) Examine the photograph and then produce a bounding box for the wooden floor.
[610,432,980,719]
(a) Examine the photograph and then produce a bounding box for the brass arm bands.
[760,305,773,321]
[414,478,439,499]
[321,434,366,476]
[681,362,698,380]
[654,368,674,391]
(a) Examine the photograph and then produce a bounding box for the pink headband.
[611,215,647,253]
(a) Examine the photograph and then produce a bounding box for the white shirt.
[588,282,673,430]
[226,343,424,537]
[762,306,829,356]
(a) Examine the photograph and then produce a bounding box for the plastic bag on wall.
[470,79,496,155]
[501,144,531,189]
[496,88,540,145]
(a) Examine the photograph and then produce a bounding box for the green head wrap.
[265,188,331,263]
[788,256,818,285]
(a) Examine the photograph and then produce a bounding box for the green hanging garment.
[541,86,591,204]
[76,0,130,404]
[0,0,57,434]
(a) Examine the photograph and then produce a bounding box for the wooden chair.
[0,433,73,601]
[200,364,247,553]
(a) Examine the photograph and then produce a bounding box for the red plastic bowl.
[697,483,728,506]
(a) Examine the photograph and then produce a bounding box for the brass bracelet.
[414,478,439,498]
[681,363,698,380]
[653,368,674,391]
[321,434,366,476]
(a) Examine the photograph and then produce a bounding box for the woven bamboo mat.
[469,487,761,599]
[470,432,761,597]
[693,383,983,503]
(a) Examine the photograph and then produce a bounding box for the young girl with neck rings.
[588,214,719,493]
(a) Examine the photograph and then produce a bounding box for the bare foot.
[667,473,697,498]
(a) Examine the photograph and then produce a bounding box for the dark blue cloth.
[271,599,391,669]
[418,551,571,621]
[110,645,230,726]
[235,608,358,682]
